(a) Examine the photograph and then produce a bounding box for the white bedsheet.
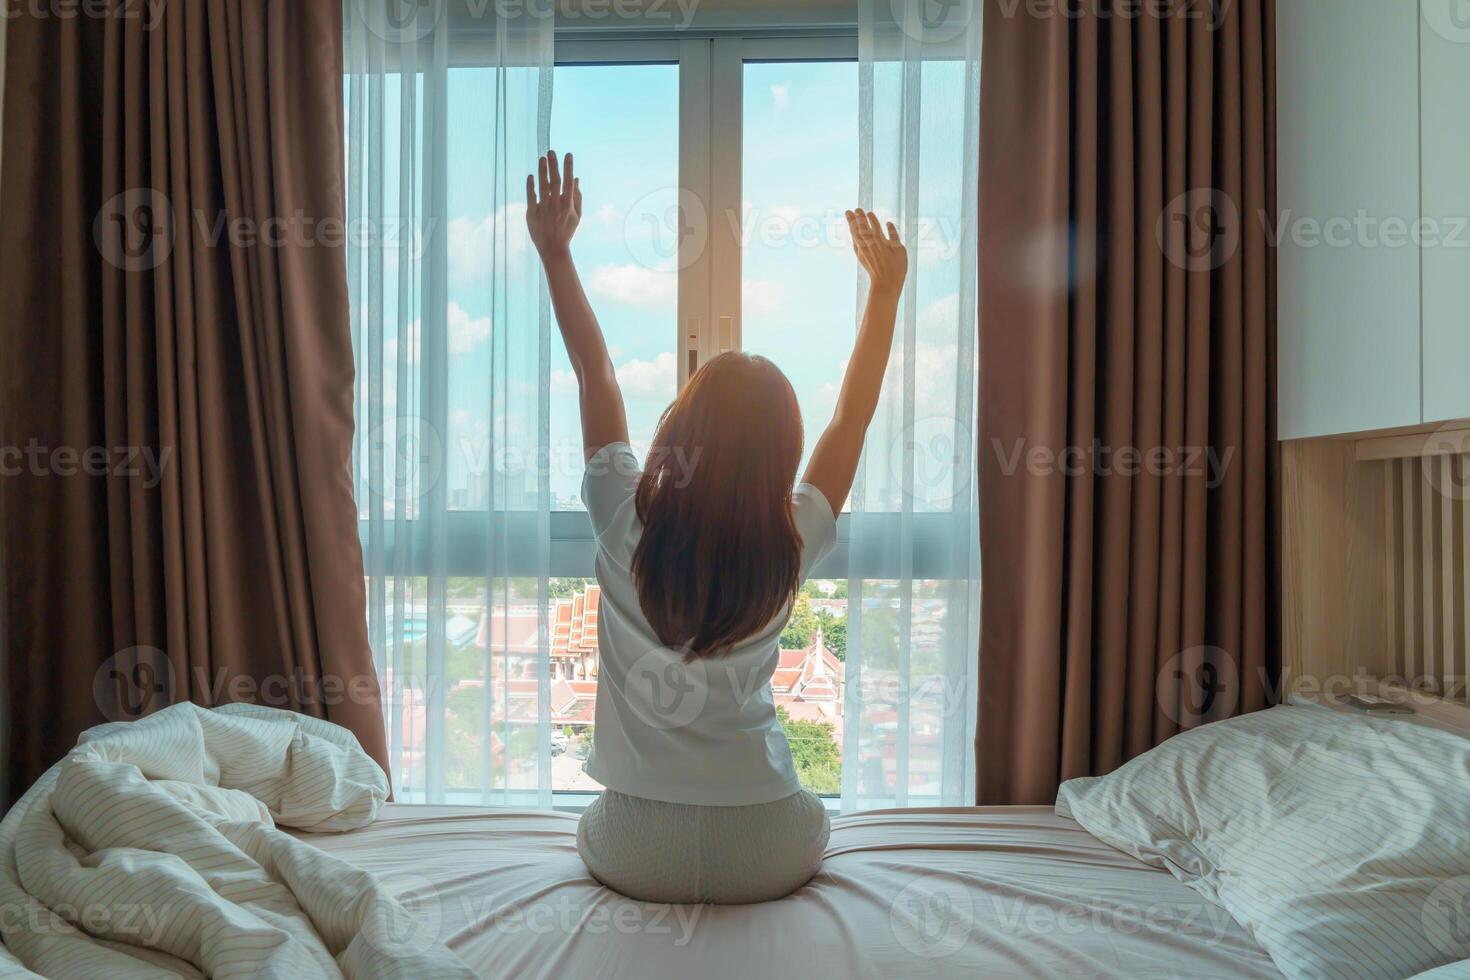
[1058,705,1470,979]
[296,803,1280,979]
[0,703,473,979]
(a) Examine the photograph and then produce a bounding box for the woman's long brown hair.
[632,353,804,658]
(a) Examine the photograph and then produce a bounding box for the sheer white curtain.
[842,0,982,809]
[344,0,980,810]
[346,0,555,805]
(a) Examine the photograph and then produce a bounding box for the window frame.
[356,30,970,580]
[354,22,977,808]
[361,28,971,586]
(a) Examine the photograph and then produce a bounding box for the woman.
[526,150,907,904]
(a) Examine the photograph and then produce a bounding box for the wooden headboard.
[1283,421,1470,702]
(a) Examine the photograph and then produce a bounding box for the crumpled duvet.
[0,702,473,979]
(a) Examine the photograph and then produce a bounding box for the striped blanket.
[0,703,473,978]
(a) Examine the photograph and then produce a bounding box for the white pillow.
[1057,704,1470,979]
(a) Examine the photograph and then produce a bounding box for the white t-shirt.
[581,442,838,806]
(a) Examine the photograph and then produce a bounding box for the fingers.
[847,209,873,240]
[845,209,868,257]
[531,152,578,207]
[847,208,903,246]
[848,208,888,238]
[848,208,887,258]
[865,210,883,241]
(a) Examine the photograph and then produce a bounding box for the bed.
[7,696,1469,978]
[293,804,1279,979]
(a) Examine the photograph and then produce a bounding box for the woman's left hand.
[526,150,582,257]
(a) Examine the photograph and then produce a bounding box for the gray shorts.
[576,787,830,905]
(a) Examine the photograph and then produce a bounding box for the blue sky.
[357,58,972,514]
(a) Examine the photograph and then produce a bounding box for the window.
[351,21,979,809]
[741,60,860,478]
[549,63,679,510]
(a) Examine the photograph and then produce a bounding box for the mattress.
[294,804,1279,979]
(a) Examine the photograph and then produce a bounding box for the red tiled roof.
[414,588,847,731]
[460,677,596,726]
[772,631,844,705]
[555,586,600,661]
[771,668,802,692]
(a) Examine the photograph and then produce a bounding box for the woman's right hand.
[846,208,907,295]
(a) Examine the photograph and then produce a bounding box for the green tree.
[447,641,483,681]
[781,592,817,649]
[802,579,848,601]
[548,578,590,600]
[448,577,483,600]
[444,685,485,788]
[815,608,847,661]
[778,706,841,794]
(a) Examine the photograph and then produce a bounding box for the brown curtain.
[976,0,1279,805]
[0,0,387,805]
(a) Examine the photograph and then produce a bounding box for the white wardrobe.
[1278,0,1470,440]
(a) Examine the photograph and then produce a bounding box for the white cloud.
[742,278,788,317]
[448,204,529,284]
[816,356,850,415]
[588,263,677,311]
[771,82,791,111]
[616,351,677,400]
[448,216,492,283]
[918,292,963,333]
[448,302,492,354]
[876,337,974,425]
[551,352,677,403]
[383,335,417,369]
[595,203,619,225]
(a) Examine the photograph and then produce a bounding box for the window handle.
[687,317,701,377]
